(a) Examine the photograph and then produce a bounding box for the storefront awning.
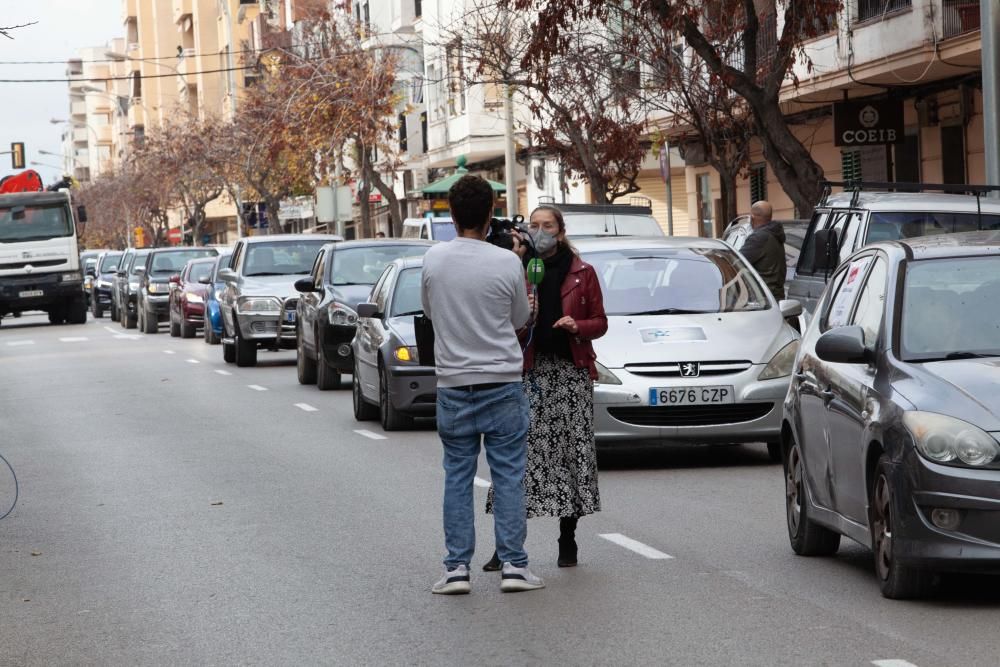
[420,155,506,195]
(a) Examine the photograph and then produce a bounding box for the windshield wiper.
[331,281,369,286]
[627,308,714,316]
[394,310,424,317]
[914,352,999,362]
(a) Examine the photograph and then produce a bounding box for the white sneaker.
[500,562,545,592]
[432,564,471,595]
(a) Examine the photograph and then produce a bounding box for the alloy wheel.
[785,444,803,536]
[872,474,893,582]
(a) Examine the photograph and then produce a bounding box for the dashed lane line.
[214,370,232,376]
[59,337,88,343]
[247,384,268,392]
[872,661,920,667]
[295,403,318,412]
[474,477,491,488]
[163,350,176,355]
[186,359,200,364]
[354,429,387,441]
[5,340,34,347]
[599,533,674,560]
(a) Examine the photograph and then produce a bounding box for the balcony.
[173,0,193,25]
[943,0,981,37]
[73,127,90,144]
[71,101,87,117]
[97,126,114,144]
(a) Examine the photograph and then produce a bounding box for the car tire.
[353,361,378,421]
[785,439,841,557]
[223,341,236,363]
[141,303,157,334]
[124,302,137,330]
[315,337,340,390]
[110,300,118,323]
[234,328,257,367]
[180,318,196,339]
[48,308,65,325]
[169,313,181,337]
[66,298,87,325]
[379,365,413,431]
[871,455,933,599]
[92,295,103,319]
[297,330,317,385]
[767,441,782,463]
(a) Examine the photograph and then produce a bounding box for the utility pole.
[219,0,247,235]
[983,0,1000,196]
[504,83,518,217]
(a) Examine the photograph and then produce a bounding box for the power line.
[0,65,259,84]
[0,46,284,66]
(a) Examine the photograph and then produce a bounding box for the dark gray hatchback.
[782,230,1000,599]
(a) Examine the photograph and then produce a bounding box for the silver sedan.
[575,237,801,459]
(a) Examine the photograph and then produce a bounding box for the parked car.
[114,248,150,329]
[168,257,217,338]
[82,256,98,307]
[136,247,219,334]
[549,202,664,237]
[353,256,437,430]
[722,216,808,285]
[782,231,1000,599]
[575,237,801,459]
[200,250,233,345]
[91,250,122,318]
[294,239,434,389]
[787,184,1000,326]
[218,234,341,366]
[402,217,458,241]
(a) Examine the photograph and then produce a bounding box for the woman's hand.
[553,316,578,334]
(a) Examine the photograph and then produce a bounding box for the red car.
[168,257,216,338]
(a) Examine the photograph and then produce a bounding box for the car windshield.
[99,254,121,272]
[585,247,770,315]
[566,213,662,237]
[244,242,326,276]
[148,249,217,275]
[901,256,1000,361]
[129,252,150,274]
[866,211,1000,243]
[0,204,73,242]
[431,222,457,241]
[330,245,429,286]
[390,268,423,317]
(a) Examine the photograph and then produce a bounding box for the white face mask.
[531,228,558,255]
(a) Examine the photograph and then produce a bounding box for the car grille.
[0,259,66,270]
[623,360,753,377]
[607,403,773,426]
[251,321,278,333]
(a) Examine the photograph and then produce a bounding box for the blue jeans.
[437,382,530,569]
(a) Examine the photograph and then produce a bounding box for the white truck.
[0,189,89,326]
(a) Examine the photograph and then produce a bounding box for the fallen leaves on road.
[30,551,41,556]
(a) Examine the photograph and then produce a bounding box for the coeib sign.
[833,99,905,147]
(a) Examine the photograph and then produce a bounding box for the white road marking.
[598,533,674,560]
[295,403,318,412]
[474,477,491,488]
[247,384,268,391]
[872,661,920,667]
[6,340,34,347]
[186,359,200,364]
[354,429,387,441]
[163,350,176,355]
[59,337,88,343]
[113,334,140,340]
[214,370,232,376]
[103,326,120,335]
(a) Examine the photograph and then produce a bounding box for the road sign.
[10,142,25,170]
[167,227,183,245]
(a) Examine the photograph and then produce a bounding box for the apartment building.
[661,0,991,232]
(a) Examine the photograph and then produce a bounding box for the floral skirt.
[487,354,601,518]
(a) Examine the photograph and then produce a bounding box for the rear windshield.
[330,245,429,286]
[148,249,217,275]
[243,241,327,276]
[565,213,663,237]
[585,247,770,315]
[866,212,1000,243]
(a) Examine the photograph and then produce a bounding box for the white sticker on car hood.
[639,327,706,343]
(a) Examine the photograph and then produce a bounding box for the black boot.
[558,517,579,567]
[482,550,501,572]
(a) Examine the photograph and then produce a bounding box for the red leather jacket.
[522,255,608,379]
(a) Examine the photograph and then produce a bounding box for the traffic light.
[10,142,25,170]
[134,227,146,248]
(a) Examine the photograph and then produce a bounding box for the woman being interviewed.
[486,204,608,568]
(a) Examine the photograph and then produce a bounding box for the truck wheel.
[380,365,413,431]
[110,300,118,322]
[48,308,65,325]
[91,295,103,319]
[66,298,87,325]
[125,306,137,330]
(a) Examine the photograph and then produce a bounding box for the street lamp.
[39,149,83,167]
[50,118,99,144]
[30,160,64,171]
[104,50,187,85]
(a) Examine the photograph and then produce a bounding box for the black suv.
[136,247,219,334]
[115,248,150,329]
[294,239,433,389]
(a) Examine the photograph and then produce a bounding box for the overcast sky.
[1,2,123,185]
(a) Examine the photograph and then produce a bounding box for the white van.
[401,217,458,241]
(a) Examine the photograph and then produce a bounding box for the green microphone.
[526,257,545,286]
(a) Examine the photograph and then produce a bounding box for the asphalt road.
[1,313,999,666]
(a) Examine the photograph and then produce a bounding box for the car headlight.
[237,296,281,314]
[594,361,622,385]
[903,411,1000,468]
[328,303,358,326]
[62,272,82,282]
[84,276,93,289]
[393,345,418,363]
[186,293,204,304]
[148,282,170,294]
[758,340,800,380]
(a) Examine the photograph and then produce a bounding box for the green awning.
[420,155,506,195]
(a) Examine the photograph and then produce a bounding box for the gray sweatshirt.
[421,237,530,388]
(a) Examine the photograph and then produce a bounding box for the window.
[391,268,424,316]
[825,255,874,330]
[414,0,422,19]
[374,266,396,314]
[842,145,889,182]
[697,173,712,237]
[446,41,466,116]
[850,256,888,346]
[398,112,407,152]
[749,163,767,203]
[312,249,326,285]
[857,0,911,23]
[841,149,862,182]
[941,125,966,184]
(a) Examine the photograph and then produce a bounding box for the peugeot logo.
[679,362,700,378]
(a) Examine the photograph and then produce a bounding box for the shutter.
[841,149,862,182]
[635,175,690,235]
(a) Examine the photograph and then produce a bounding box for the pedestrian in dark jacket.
[483,204,608,571]
[740,200,786,302]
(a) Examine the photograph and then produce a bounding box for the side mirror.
[169,274,181,284]
[356,302,379,319]
[779,299,803,319]
[294,277,316,293]
[133,266,146,275]
[812,228,840,274]
[815,325,869,364]
[198,275,212,285]
[218,268,237,283]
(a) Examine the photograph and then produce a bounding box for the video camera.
[485,215,530,253]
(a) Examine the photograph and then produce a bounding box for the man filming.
[420,175,544,595]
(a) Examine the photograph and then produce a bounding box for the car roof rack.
[820,180,1000,208]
